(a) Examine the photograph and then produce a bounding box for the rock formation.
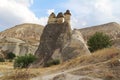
[33,10,72,67]
[34,21,72,67]
[64,10,71,23]
[48,10,71,24]
[61,29,90,61]
[33,10,90,67]
[48,13,56,24]
[0,23,44,56]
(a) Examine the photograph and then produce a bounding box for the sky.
[0,0,120,31]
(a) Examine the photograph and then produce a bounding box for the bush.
[0,58,5,62]
[87,32,112,52]
[6,52,16,60]
[14,54,37,68]
[0,54,5,62]
[45,59,60,67]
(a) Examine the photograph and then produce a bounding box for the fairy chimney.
[56,12,64,23]
[48,12,56,24]
[64,10,71,23]
[47,10,71,24]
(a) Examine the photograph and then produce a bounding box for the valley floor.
[0,48,120,80]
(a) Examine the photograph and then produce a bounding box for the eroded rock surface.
[0,23,44,55]
[34,22,72,67]
[33,10,90,67]
[61,29,90,61]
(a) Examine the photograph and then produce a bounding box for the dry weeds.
[0,47,120,80]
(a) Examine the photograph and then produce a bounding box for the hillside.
[79,22,120,40]
[0,23,44,43]
[0,23,44,55]
[31,48,120,80]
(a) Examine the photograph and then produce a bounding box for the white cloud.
[62,0,120,29]
[0,0,47,31]
[14,0,33,7]
[47,9,55,15]
[38,17,48,25]
[71,16,87,29]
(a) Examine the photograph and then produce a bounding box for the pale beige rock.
[64,10,71,23]
[0,23,44,56]
[47,10,71,24]
[61,29,90,61]
[48,13,56,24]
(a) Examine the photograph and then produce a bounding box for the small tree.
[6,52,16,60]
[0,54,5,62]
[0,58,5,62]
[87,32,112,52]
[14,54,37,68]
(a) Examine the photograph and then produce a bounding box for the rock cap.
[64,10,71,15]
[57,12,64,18]
[49,12,56,18]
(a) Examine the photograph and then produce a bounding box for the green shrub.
[6,52,16,60]
[87,32,112,52]
[0,58,5,62]
[45,59,60,67]
[14,54,37,68]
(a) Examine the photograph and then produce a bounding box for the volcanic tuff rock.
[0,23,44,55]
[0,23,44,42]
[61,29,90,61]
[34,22,72,67]
[33,10,90,67]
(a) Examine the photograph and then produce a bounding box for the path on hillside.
[31,65,103,80]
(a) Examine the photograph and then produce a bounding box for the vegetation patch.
[87,32,112,52]
[14,54,37,68]
[6,52,16,61]
[0,58,5,62]
[45,59,60,67]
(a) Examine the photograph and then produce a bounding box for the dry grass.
[0,63,62,80]
[63,47,120,80]
[103,72,115,80]
[59,47,120,69]
[1,68,37,80]
[0,62,13,73]
[0,47,120,80]
[107,58,120,67]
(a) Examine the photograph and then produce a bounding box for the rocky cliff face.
[0,23,44,56]
[34,22,72,67]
